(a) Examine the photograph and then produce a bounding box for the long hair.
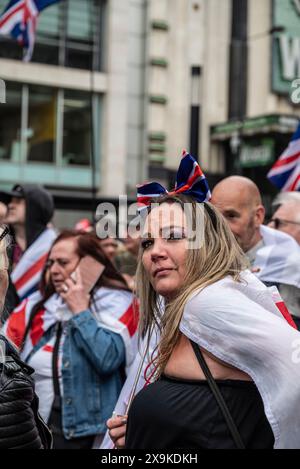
[22,230,130,348]
[136,194,248,379]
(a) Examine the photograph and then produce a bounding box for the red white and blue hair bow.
[137,151,211,208]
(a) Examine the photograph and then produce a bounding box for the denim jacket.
[26,308,126,439]
[61,310,126,439]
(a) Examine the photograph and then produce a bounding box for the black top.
[125,375,274,450]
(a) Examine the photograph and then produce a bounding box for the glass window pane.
[37,2,60,36]
[67,0,93,41]
[66,0,102,70]
[33,2,62,65]
[31,42,60,66]
[27,86,57,164]
[66,44,93,70]
[0,36,22,60]
[62,90,91,166]
[0,82,22,162]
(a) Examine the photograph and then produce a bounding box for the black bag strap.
[52,322,63,404]
[189,339,245,449]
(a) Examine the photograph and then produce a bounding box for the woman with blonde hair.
[108,152,300,450]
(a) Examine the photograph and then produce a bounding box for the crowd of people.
[0,154,300,449]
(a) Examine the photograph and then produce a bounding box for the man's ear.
[255,205,265,226]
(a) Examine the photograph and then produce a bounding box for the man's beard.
[238,217,257,253]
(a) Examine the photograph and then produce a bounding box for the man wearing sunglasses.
[268,192,300,245]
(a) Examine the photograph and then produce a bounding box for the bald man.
[211,176,265,254]
[211,176,300,328]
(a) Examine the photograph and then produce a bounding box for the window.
[0,82,100,169]
[65,0,104,71]
[0,0,104,70]
[33,1,62,65]
[27,86,57,163]
[62,90,91,166]
[0,82,22,161]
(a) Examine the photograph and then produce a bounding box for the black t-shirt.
[126,374,275,450]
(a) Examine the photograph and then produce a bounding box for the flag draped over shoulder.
[2,287,139,371]
[100,277,296,449]
[180,270,300,449]
[267,122,300,192]
[0,0,60,61]
[252,225,300,289]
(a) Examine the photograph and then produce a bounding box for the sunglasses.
[269,218,300,229]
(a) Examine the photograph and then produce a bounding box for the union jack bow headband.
[137,151,211,208]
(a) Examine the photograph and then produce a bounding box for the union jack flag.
[0,0,60,61]
[267,122,300,192]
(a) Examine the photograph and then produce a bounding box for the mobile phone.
[71,256,105,293]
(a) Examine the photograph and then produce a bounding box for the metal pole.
[90,0,102,221]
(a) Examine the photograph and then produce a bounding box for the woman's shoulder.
[93,287,133,314]
[95,286,133,300]
[186,270,266,313]
[188,274,237,301]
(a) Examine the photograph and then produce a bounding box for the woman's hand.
[107,415,128,449]
[60,267,90,315]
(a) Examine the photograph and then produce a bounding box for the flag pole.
[90,0,102,222]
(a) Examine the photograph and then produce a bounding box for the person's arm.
[59,268,126,375]
[68,309,125,375]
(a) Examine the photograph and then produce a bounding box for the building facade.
[0,0,299,226]
[210,0,300,208]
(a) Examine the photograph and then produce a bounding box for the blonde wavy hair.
[136,194,249,379]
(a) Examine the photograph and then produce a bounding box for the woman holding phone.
[2,230,138,449]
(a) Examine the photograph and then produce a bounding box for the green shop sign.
[272,0,300,96]
[239,139,275,168]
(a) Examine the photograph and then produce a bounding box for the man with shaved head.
[212,177,300,328]
[211,176,265,253]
